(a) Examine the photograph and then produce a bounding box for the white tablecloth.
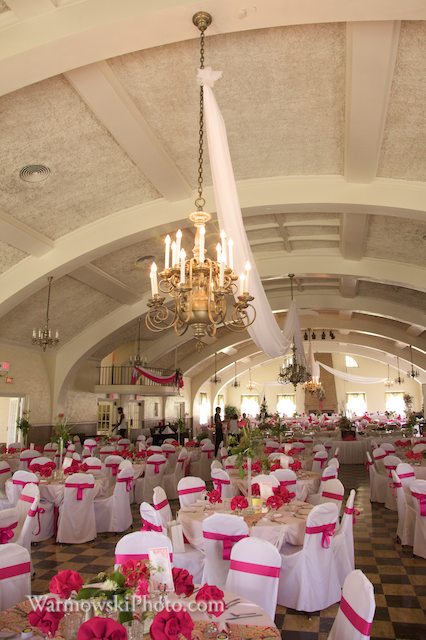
[5,475,109,506]
[229,470,320,502]
[178,499,313,551]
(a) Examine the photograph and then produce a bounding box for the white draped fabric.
[317,361,387,384]
[200,67,294,359]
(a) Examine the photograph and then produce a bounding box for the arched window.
[240,395,260,417]
[199,392,209,425]
[346,393,366,416]
[385,392,405,416]
[276,394,296,417]
[345,355,358,368]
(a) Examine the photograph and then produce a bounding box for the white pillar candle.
[220,230,227,264]
[228,239,234,270]
[32,329,36,338]
[150,263,158,295]
[219,256,225,287]
[199,226,205,263]
[176,229,182,257]
[55,331,59,340]
[179,249,186,284]
[164,235,171,270]
[216,243,222,263]
[247,457,252,505]
[239,273,245,296]
[244,262,251,292]
[171,241,177,267]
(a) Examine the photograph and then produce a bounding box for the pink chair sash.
[364,460,373,471]
[322,491,343,501]
[86,465,101,471]
[19,494,35,505]
[411,491,426,516]
[229,558,280,578]
[373,453,386,460]
[12,478,39,486]
[203,450,214,459]
[0,561,31,579]
[313,456,326,469]
[162,451,174,458]
[279,479,296,487]
[178,485,205,496]
[324,443,332,449]
[0,521,17,544]
[225,465,235,470]
[212,477,231,497]
[65,482,94,500]
[154,499,169,511]
[117,477,133,492]
[106,463,120,476]
[385,464,397,478]
[398,472,415,479]
[147,460,166,474]
[340,596,372,636]
[344,506,360,524]
[321,475,336,482]
[115,552,172,564]
[203,531,248,560]
[0,467,10,475]
[44,448,57,453]
[28,505,46,535]
[85,444,96,453]
[305,522,336,548]
[141,521,162,532]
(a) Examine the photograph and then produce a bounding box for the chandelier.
[407,345,419,379]
[231,361,240,388]
[384,364,393,388]
[145,12,255,351]
[31,276,59,351]
[210,352,221,385]
[277,275,311,390]
[246,368,257,392]
[394,357,405,385]
[129,317,147,367]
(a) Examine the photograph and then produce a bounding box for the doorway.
[0,396,26,445]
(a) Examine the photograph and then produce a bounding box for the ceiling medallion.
[19,164,51,183]
[145,12,255,351]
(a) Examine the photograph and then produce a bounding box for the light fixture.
[384,364,393,388]
[278,275,311,390]
[303,329,323,395]
[31,276,59,351]
[311,331,316,340]
[407,345,419,379]
[145,12,255,351]
[231,361,240,388]
[304,329,335,341]
[210,352,221,385]
[129,317,147,367]
[394,357,405,385]
[246,368,257,392]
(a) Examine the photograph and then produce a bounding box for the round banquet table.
[5,474,109,506]
[178,498,315,551]
[2,590,280,639]
[0,453,20,472]
[229,469,320,502]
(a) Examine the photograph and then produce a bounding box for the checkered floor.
[31,465,426,640]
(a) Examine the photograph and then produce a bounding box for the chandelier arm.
[225,303,256,332]
[145,303,177,332]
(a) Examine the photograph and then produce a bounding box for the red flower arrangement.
[270,462,282,472]
[266,494,284,510]
[195,584,225,617]
[273,485,294,502]
[79,462,89,473]
[172,567,194,597]
[289,460,302,472]
[207,489,222,504]
[64,460,81,475]
[28,597,65,636]
[8,447,17,454]
[395,440,411,448]
[150,608,194,640]
[251,482,260,496]
[230,496,248,511]
[406,451,422,461]
[185,441,198,448]
[50,569,84,599]
[120,559,149,589]
[135,450,147,459]
[120,450,133,459]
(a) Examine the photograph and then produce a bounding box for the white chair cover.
[381,442,396,453]
[7,470,39,507]
[328,570,375,640]
[211,468,234,500]
[177,476,206,508]
[199,438,211,446]
[412,443,426,454]
[83,439,97,456]
[99,446,115,461]
[43,442,58,455]
[29,456,54,469]
[410,479,426,559]
[226,537,281,620]
[328,457,340,470]
[115,531,172,568]
[140,502,165,533]
[277,502,341,612]
[0,461,11,497]
[366,452,387,503]
[0,543,31,611]
[19,450,41,470]
[219,446,228,464]
[271,469,299,499]
[135,454,167,504]
[211,460,222,471]
[391,470,415,547]
[83,456,103,476]
[199,443,215,481]
[104,455,124,482]
[372,447,387,475]
[307,465,339,506]
[94,468,133,533]
[163,449,186,500]
[252,474,279,500]
[117,438,131,451]
[202,513,249,588]
[153,487,173,527]
[8,443,23,451]
[147,446,162,455]
[163,438,176,444]
[312,450,328,473]
[14,483,41,553]
[320,478,345,513]
[313,444,326,453]
[396,462,416,488]
[223,455,237,472]
[161,443,177,468]
[56,473,96,544]
[383,455,402,511]
[265,440,280,451]
[332,489,356,587]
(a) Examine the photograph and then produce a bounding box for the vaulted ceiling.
[0,0,425,398]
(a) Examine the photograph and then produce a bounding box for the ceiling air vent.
[19,164,51,183]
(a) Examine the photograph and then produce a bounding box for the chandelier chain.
[196,29,205,211]
[45,276,52,325]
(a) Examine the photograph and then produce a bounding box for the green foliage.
[225,405,238,419]
[52,413,73,445]
[196,431,209,443]
[16,411,31,442]
[338,415,353,430]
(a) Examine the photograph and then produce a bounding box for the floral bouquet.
[207,489,222,504]
[266,495,284,510]
[273,485,294,502]
[230,495,248,511]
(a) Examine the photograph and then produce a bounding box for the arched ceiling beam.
[0,176,425,316]
[1,0,425,97]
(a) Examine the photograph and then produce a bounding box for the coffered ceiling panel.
[358,281,426,311]
[0,241,27,274]
[0,75,159,240]
[0,276,120,344]
[365,215,426,266]
[378,21,426,180]
[109,23,345,186]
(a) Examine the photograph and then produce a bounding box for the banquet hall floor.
[30,465,426,640]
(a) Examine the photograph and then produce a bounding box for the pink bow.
[305,522,336,548]
[412,491,426,516]
[314,456,326,469]
[212,477,230,497]
[141,521,162,532]
[344,506,360,524]
[106,463,119,476]
[65,482,94,500]
[203,450,214,459]
[203,531,248,560]
[117,477,133,492]
[147,460,166,474]
[28,506,46,535]
[0,521,17,544]
[154,498,169,511]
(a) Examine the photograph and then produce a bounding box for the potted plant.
[224,405,238,419]
[338,415,356,441]
[16,410,31,446]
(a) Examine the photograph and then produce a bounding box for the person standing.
[214,406,223,456]
[113,406,127,438]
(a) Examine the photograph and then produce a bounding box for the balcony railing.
[97,365,177,387]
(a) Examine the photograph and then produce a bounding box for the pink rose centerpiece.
[50,569,84,599]
[230,495,248,512]
[195,584,225,618]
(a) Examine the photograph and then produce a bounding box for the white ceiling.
[0,0,424,394]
